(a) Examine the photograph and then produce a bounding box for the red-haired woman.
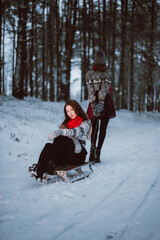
[29,100,91,181]
[86,50,116,163]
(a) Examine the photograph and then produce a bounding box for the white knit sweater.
[61,120,91,153]
[86,69,111,104]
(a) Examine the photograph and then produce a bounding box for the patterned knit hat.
[94,50,106,64]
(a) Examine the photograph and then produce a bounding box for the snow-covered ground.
[0,95,160,240]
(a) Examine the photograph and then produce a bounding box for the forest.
[0,0,160,112]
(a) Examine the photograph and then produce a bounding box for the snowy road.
[0,96,160,240]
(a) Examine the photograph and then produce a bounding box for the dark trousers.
[91,117,109,149]
[37,136,86,174]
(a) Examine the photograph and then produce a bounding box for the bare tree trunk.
[118,0,128,109]
[107,0,113,66]
[98,0,102,48]
[147,0,155,111]
[155,86,160,112]
[111,0,117,106]
[13,0,28,99]
[34,4,38,98]
[129,0,135,111]
[90,0,95,57]
[102,0,106,53]
[12,24,16,96]
[55,0,63,101]
[42,0,47,101]
[0,0,2,94]
[29,0,35,97]
[48,0,54,101]
[81,0,87,101]
[2,1,5,94]
[24,40,29,97]
[62,0,77,102]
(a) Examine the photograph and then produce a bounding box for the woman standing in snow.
[86,50,116,163]
[29,100,91,181]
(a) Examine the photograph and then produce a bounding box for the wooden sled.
[44,162,93,183]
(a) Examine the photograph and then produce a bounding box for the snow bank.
[0,95,160,240]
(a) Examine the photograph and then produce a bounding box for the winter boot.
[89,145,96,162]
[36,164,45,181]
[95,148,101,163]
[28,163,45,181]
[28,164,38,177]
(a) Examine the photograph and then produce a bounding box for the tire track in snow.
[113,168,160,240]
[52,176,130,240]
[52,158,160,240]
[49,157,150,240]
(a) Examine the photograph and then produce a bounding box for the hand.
[96,101,104,113]
[91,103,99,117]
[48,129,62,141]
[93,109,100,117]
[92,101,104,117]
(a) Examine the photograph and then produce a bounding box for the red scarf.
[93,66,99,71]
[67,116,83,129]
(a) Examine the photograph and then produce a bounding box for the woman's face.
[66,105,78,119]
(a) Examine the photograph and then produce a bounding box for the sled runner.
[29,162,93,183]
[44,162,93,183]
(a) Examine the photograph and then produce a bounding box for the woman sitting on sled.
[29,100,91,182]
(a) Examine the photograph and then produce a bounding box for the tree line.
[0,0,160,112]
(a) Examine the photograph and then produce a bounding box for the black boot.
[28,163,38,177]
[36,164,45,181]
[95,148,101,163]
[28,163,44,181]
[89,145,96,162]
